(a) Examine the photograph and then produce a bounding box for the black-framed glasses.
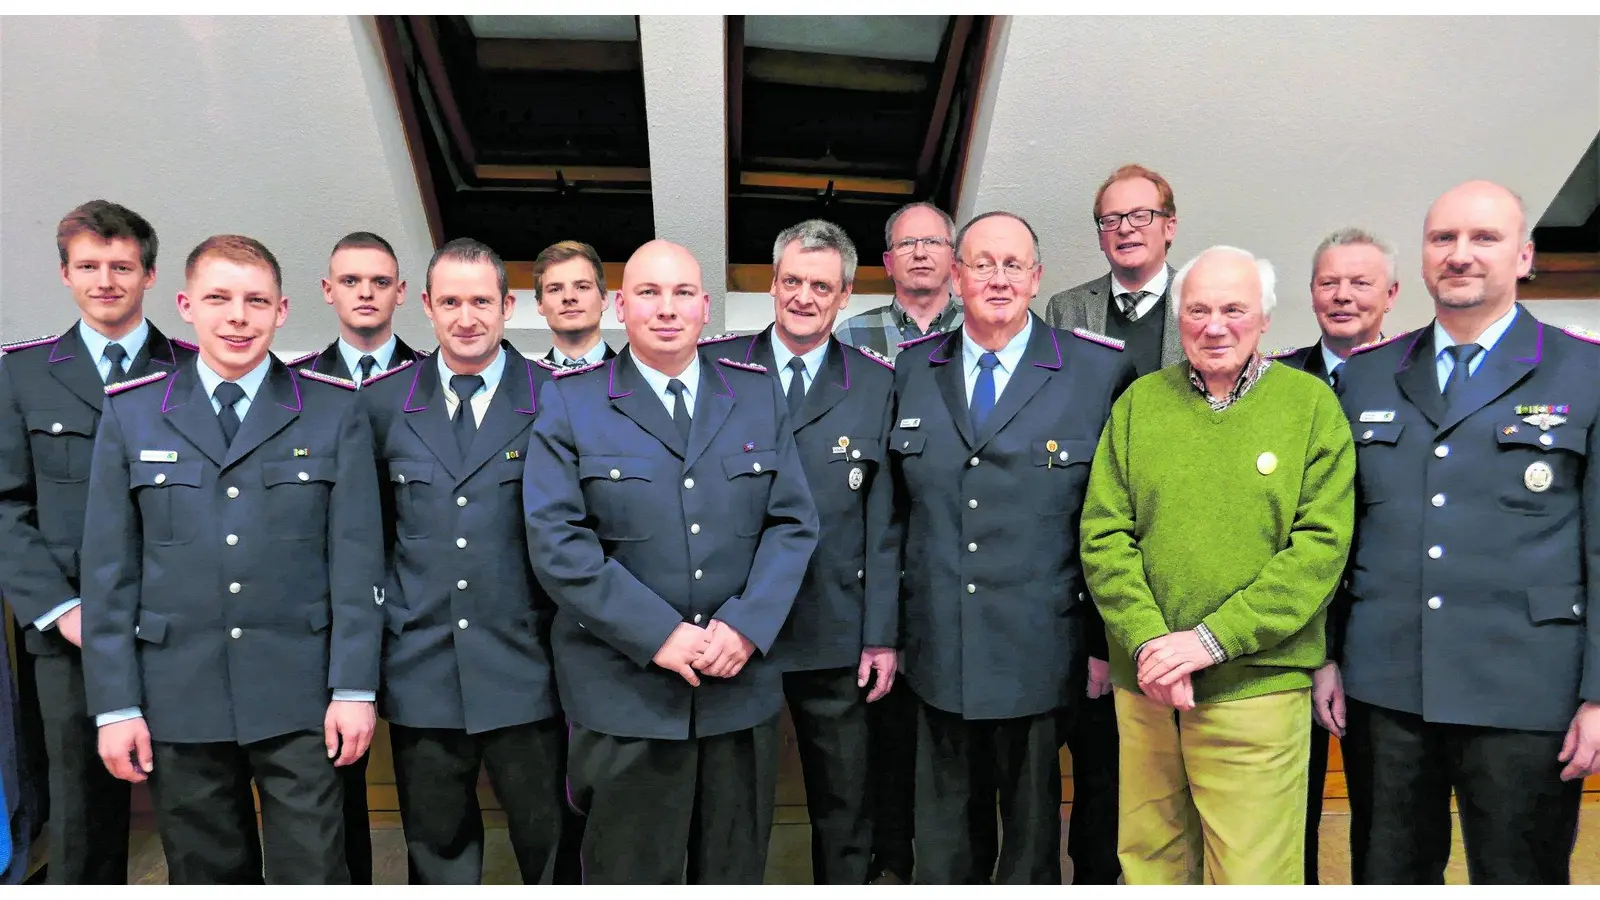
[959,259,1036,283]
[1095,209,1170,232]
[891,236,953,255]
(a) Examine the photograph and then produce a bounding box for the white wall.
[0,16,433,351]
[966,15,1599,346]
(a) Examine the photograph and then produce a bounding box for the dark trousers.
[567,717,779,884]
[914,699,1061,885]
[35,652,131,884]
[148,730,346,885]
[1343,698,1583,885]
[390,718,569,884]
[1305,722,1330,884]
[339,753,370,883]
[1061,690,1121,884]
[864,683,915,880]
[783,667,871,884]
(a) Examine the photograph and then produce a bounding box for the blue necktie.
[971,352,1000,431]
[1442,343,1482,401]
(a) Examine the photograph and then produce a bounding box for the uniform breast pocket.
[722,450,779,537]
[388,460,436,540]
[25,409,97,483]
[1032,439,1095,514]
[262,458,336,538]
[578,456,654,541]
[1495,425,1582,516]
[131,462,204,546]
[1353,423,1406,502]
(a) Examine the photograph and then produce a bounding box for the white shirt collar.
[1111,266,1170,300]
[1432,304,1519,360]
[769,331,829,382]
[337,334,396,376]
[962,314,1034,377]
[551,339,608,367]
[77,318,150,366]
[195,353,272,403]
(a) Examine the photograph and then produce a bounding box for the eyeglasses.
[1095,209,1170,232]
[891,236,952,255]
[959,259,1037,283]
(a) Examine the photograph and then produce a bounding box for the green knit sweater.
[1079,363,1356,704]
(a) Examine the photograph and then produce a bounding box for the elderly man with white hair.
[1078,245,1357,884]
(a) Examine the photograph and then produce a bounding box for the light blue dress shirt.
[634,354,702,418]
[436,348,506,427]
[336,334,397,386]
[34,321,154,631]
[1319,342,1346,384]
[549,340,610,368]
[961,315,1034,405]
[1433,305,1518,392]
[770,331,829,398]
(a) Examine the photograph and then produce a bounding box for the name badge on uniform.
[898,418,921,429]
[1358,410,1395,423]
[139,450,178,463]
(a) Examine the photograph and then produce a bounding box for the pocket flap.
[1036,439,1095,468]
[1354,423,1405,445]
[263,458,336,487]
[135,611,169,644]
[131,461,203,488]
[25,409,96,437]
[891,431,926,455]
[1497,425,1580,453]
[1528,587,1586,624]
[578,456,652,483]
[723,449,779,479]
[389,460,435,485]
[829,438,883,464]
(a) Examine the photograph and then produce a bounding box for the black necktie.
[785,357,807,417]
[450,374,484,455]
[1442,343,1482,401]
[1327,362,1342,390]
[356,354,377,385]
[1120,290,1150,320]
[667,378,691,442]
[214,382,245,445]
[102,343,128,386]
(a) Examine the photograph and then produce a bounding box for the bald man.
[523,240,820,883]
[1327,180,1600,884]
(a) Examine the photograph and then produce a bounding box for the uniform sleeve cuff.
[96,707,144,727]
[34,597,82,631]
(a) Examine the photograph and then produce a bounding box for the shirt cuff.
[96,707,143,727]
[34,597,82,631]
[1194,623,1229,665]
[331,690,376,703]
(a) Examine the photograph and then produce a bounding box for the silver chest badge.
[848,466,864,491]
[1525,461,1553,493]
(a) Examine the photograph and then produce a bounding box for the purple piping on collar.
[514,359,537,415]
[743,338,757,363]
[402,363,427,412]
[927,331,959,364]
[280,370,304,411]
[1515,322,1543,365]
[1034,329,1064,370]
[714,362,736,398]
[47,339,74,363]
[160,374,182,413]
[607,358,632,399]
[1394,331,1427,372]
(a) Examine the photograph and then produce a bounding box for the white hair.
[1171,245,1277,317]
[1312,227,1396,285]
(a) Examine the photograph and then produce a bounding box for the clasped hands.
[653,619,755,686]
[1134,630,1218,711]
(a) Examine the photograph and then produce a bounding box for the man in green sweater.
[1079,245,1355,885]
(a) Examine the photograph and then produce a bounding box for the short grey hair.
[1172,245,1277,317]
[1311,227,1396,285]
[773,218,858,288]
[883,201,955,248]
[953,211,1043,265]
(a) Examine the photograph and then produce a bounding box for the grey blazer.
[1042,264,1183,369]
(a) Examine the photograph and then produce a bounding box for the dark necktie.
[785,357,807,417]
[1119,290,1151,320]
[214,382,245,445]
[1327,362,1342,390]
[1442,343,1482,401]
[450,374,484,455]
[667,378,692,442]
[102,343,128,385]
[971,351,1000,431]
[561,356,584,369]
[356,354,377,385]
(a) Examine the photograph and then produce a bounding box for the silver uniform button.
[966,583,976,594]
[609,469,621,480]
[684,478,695,489]
[857,570,864,580]
[154,473,166,485]
[1540,433,1553,446]
[456,496,468,507]
[968,542,977,552]
[851,450,860,459]
[297,471,309,482]
[1575,603,1585,616]
[752,462,762,473]
[230,627,242,639]
[693,614,703,624]
[969,457,979,467]
[226,534,238,546]
[227,486,240,499]
[228,582,241,594]
[456,538,467,549]
[397,474,406,484]
[968,498,978,509]
[51,422,63,434]
[1431,494,1445,507]
[1428,596,1442,610]
[1059,451,1069,462]
[1362,429,1374,440]
[1428,545,1443,559]
[1434,445,1449,458]
[458,619,469,630]
[690,523,700,534]
[694,569,703,580]
[456,580,468,590]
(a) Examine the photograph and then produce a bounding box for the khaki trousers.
[1114,685,1310,885]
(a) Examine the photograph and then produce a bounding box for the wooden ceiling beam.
[744,47,929,93]
[407,15,477,169]
[915,16,974,190]
[476,38,641,72]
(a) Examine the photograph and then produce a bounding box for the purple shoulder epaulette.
[105,370,169,396]
[362,359,414,387]
[534,358,561,372]
[1560,324,1600,346]
[284,349,320,367]
[171,337,200,352]
[554,360,606,379]
[895,331,945,350]
[853,345,895,370]
[1071,327,1126,351]
[1,334,59,354]
[717,357,767,373]
[698,332,739,345]
[1349,331,1410,356]
[297,368,358,391]
[1262,345,1301,360]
